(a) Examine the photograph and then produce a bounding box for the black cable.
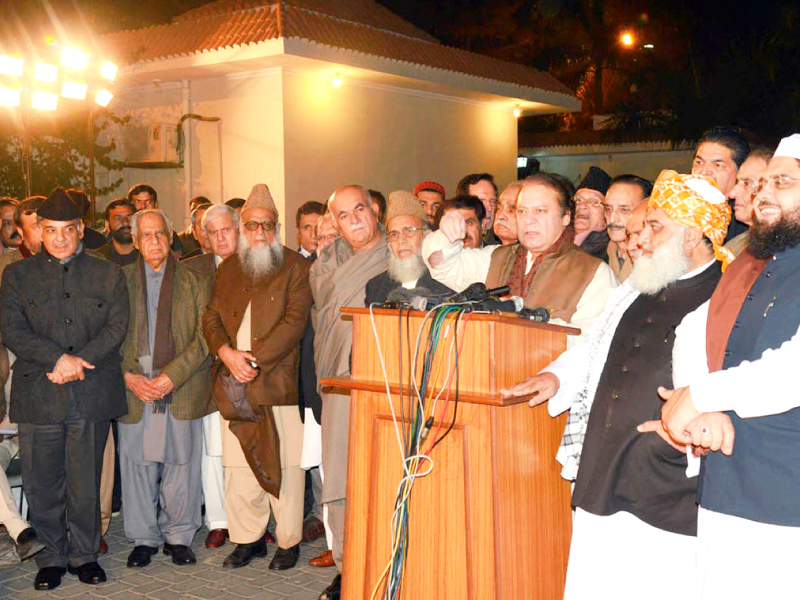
[430,309,462,452]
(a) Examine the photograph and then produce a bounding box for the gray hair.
[202,203,239,231]
[131,209,172,238]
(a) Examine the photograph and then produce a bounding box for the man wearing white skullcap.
[659,133,800,599]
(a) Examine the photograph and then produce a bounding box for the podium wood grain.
[324,308,574,600]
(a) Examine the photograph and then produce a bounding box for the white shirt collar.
[678,258,716,281]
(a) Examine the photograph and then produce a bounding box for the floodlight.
[35,62,58,82]
[100,61,117,81]
[621,32,634,47]
[62,81,88,100]
[332,74,342,87]
[61,48,88,70]
[0,56,23,77]
[32,91,58,110]
[95,89,113,107]
[0,88,20,107]
[513,107,521,118]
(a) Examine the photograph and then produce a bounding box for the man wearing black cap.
[573,166,612,262]
[0,188,129,590]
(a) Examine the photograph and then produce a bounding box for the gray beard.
[627,228,690,295]
[388,253,426,284]
[237,236,284,280]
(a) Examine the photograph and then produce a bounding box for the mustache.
[607,224,625,230]
[349,222,366,232]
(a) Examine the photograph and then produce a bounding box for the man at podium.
[421,173,617,336]
[501,170,733,600]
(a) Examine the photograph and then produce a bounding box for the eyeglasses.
[574,196,603,207]
[243,221,276,232]
[754,175,800,194]
[386,226,425,242]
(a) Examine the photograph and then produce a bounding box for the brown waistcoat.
[705,250,768,372]
[485,242,602,322]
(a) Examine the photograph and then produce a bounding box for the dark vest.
[572,262,722,535]
[700,244,800,527]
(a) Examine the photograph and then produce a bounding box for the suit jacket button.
[65,318,72,325]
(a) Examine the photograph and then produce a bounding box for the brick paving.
[0,516,333,599]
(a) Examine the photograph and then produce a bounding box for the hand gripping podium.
[321,308,575,600]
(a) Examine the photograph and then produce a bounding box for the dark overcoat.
[0,250,129,424]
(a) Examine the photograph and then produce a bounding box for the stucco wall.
[533,149,694,187]
[108,67,520,247]
[281,69,518,249]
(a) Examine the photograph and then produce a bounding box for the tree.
[0,109,126,202]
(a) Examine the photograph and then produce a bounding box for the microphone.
[472,297,525,312]
[446,283,511,304]
[518,307,551,322]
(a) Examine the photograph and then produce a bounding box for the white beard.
[388,253,426,284]
[237,236,284,280]
[627,228,691,295]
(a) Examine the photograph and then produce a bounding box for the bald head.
[329,185,380,251]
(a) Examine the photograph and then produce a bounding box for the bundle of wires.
[369,302,473,600]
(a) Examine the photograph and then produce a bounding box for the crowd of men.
[0,124,796,600]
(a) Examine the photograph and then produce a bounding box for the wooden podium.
[322,308,576,600]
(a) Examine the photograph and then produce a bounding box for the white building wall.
[528,147,695,187]
[281,69,518,249]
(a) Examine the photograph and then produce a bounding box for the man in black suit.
[0,188,129,590]
[365,191,453,305]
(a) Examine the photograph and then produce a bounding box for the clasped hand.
[124,372,174,403]
[218,345,259,384]
[637,386,735,455]
[47,354,95,384]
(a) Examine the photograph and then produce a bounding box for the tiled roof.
[102,0,574,98]
[519,129,688,149]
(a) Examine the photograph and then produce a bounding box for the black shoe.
[319,573,341,600]
[67,562,107,585]
[222,539,268,569]
[33,566,66,591]
[127,545,158,568]
[163,543,196,565]
[269,544,300,570]
[15,527,45,561]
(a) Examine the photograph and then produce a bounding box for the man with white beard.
[501,170,734,600]
[203,184,312,571]
[365,190,453,305]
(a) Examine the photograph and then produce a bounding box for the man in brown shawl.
[311,185,390,600]
[203,184,312,571]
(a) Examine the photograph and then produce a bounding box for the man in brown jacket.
[203,184,312,571]
[118,209,213,570]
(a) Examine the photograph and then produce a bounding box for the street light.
[0,88,20,107]
[621,32,634,47]
[35,62,58,82]
[2,43,118,218]
[0,55,24,77]
[61,48,88,70]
